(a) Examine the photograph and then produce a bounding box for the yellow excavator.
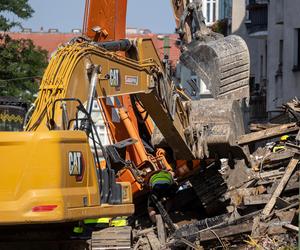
[0,0,250,249]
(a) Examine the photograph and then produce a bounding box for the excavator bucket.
[188,99,249,160]
[180,35,250,100]
[180,35,250,160]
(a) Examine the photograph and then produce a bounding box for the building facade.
[232,0,300,121]
[232,0,268,122]
[267,0,300,118]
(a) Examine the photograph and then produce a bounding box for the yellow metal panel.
[0,131,133,224]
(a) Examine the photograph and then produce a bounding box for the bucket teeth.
[187,99,249,160]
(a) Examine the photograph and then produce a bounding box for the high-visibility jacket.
[110,217,128,227]
[84,217,128,226]
[84,218,110,224]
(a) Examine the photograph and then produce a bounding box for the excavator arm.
[80,0,250,161]
[28,0,251,165]
[26,32,249,163]
[26,38,193,160]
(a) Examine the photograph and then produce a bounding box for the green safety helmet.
[148,170,174,188]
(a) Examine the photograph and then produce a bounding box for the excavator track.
[90,227,132,250]
[189,164,229,215]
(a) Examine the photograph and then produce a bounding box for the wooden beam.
[250,123,281,132]
[237,123,299,145]
[262,155,300,217]
[283,224,299,232]
[156,215,166,245]
[255,169,285,179]
[199,223,253,242]
[243,194,271,205]
[146,231,161,250]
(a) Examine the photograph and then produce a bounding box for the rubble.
[131,100,299,249]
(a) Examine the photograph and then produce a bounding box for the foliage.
[211,19,229,36]
[0,0,48,103]
[0,35,48,102]
[0,0,33,31]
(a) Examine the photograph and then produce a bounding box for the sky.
[17,0,175,34]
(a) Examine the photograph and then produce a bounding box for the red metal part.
[83,0,127,41]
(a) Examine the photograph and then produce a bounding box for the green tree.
[0,36,48,102]
[0,0,48,103]
[0,0,33,31]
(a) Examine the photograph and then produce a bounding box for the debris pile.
[132,100,300,249]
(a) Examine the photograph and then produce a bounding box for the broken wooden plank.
[262,155,300,217]
[264,150,294,164]
[250,123,281,132]
[275,210,297,223]
[146,231,161,250]
[243,194,271,205]
[237,123,299,145]
[283,224,299,232]
[285,142,300,153]
[268,210,298,235]
[199,222,253,242]
[156,215,166,245]
[255,169,285,179]
[137,228,155,236]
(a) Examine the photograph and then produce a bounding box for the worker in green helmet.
[147,170,177,223]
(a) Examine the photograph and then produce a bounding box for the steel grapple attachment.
[180,35,250,101]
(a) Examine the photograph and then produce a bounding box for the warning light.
[32,205,58,212]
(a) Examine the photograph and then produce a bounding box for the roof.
[8,32,75,56]
[7,32,181,66]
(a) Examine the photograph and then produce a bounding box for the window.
[249,77,255,94]
[275,0,284,24]
[260,55,264,79]
[296,29,300,66]
[205,0,218,24]
[293,29,300,71]
[279,40,283,65]
[276,40,283,76]
[213,2,216,22]
[207,3,211,23]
